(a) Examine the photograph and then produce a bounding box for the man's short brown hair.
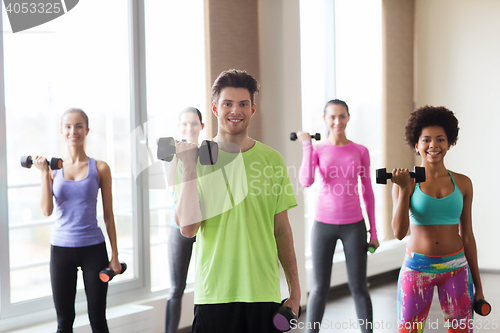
[211,69,260,105]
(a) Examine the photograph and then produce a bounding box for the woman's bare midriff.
[406,224,463,256]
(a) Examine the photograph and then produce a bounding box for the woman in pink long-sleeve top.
[298,99,378,333]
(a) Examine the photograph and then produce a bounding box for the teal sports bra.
[409,171,463,226]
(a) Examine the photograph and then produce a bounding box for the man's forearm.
[276,229,301,300]
[275,212,301,316]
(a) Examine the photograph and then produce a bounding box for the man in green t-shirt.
[174,69,301,333]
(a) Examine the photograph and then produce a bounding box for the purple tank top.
[51,158,105,247]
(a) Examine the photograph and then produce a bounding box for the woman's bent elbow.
[393,229,406,240]
[395,233,405,241]
[42,209,53,216]
[299,180,313,188]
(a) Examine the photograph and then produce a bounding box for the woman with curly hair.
[391,106,485,332]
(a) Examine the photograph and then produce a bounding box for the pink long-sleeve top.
[299,140,377,239]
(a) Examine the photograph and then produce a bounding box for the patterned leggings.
[397,248,474,333]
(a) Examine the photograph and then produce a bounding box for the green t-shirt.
[177,141,297,304]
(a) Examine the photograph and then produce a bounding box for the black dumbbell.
[21,155,63,170]
[99,262,127,283]
[474,299,491,316]
[157,137,218,165]
[272,298,302,332]
[290,132,321,141]
[376,166,426,185]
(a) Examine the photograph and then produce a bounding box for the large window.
[1,0,134,314]
[143,0,206,292]
[300,0,383,255]
[0,0,206,327]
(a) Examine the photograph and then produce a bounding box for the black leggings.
[50,242,109,333]
[166,228,196,333]
[306,220,373,333]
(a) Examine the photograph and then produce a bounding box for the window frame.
[299,0,384,258]
[0,0,185,324]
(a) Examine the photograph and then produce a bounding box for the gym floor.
[292,270,499,332]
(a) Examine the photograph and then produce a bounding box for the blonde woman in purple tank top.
[33,108,121,333]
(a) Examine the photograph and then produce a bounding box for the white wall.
[415,0,500,270]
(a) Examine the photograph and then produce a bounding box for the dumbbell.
[290,132,321,141]
[474,299,491,316]
[272,298,302,332]
[376,166,425,185]
[367,244,376,253]
[99,262,127,283]
[157,137,218,165]
[21,155,63,170]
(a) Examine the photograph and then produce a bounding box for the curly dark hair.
[405,105,459,152]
